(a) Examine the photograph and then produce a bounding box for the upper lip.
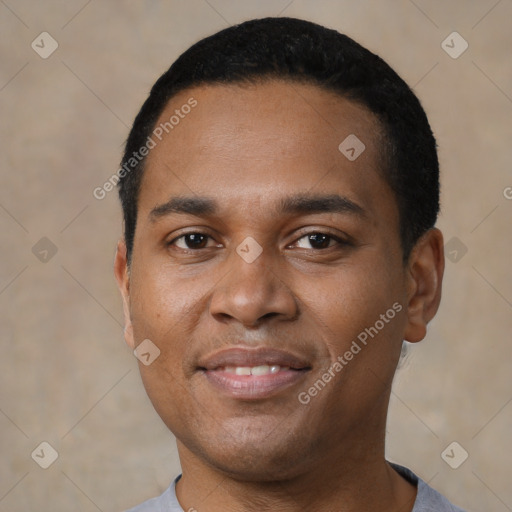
[198,347,311,371]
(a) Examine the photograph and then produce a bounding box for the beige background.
[1,1,511,511]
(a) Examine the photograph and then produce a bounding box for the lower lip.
[202,369,308,400]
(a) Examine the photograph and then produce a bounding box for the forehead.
[138,79,393,221]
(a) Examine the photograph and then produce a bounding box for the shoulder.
[390,463,467,512]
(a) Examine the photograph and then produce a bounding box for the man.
[114,17,465,512]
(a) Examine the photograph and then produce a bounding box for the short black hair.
[118,17,439,264]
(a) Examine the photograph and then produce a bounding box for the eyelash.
[167,231,350,252]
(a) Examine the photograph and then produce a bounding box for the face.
[115,80,443,481]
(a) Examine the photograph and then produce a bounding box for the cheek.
[128,259,216,381]
[128,263,202,430]
[127,267,190,402]
[302,256,406,357]
[130,260,198,335]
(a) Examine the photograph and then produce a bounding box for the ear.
[114,239,135,349]
[403,228,445,343]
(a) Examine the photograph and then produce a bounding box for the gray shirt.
[125,463,466,511]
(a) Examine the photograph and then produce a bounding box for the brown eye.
[295,233,339,250]
[308,233,331,249]
[172,233,210,250]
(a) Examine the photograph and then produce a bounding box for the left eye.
[293,233,341,250]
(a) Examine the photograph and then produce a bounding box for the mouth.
[197,347,312,400]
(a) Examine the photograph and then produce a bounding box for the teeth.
[251,365,271,376]
[222,365,287,375]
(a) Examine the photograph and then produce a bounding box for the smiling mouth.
[214,364,293,376]
[201,366,310,400]
[198,347,311,400]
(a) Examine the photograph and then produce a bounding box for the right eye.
[168,232,221,251]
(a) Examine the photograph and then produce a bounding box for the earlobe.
[403,228,445,343]
[114,239,135,349]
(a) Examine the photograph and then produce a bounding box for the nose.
[209,243,298,328]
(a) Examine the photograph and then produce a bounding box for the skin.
[114,80,444,512]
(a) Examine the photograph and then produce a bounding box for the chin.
[186,416,319,482]
[204,447,308,482]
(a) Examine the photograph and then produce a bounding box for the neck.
[175,438,416,512]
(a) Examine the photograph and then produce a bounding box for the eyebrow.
[149,193,366,221]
